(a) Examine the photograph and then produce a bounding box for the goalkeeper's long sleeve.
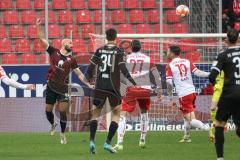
[1,77,27,89]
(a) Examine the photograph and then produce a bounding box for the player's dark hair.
[131,40,141,52]
[227,28,239,44]
[169,45,181,56]
[106,28,117,41]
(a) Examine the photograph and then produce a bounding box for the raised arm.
[36,18,49,50]
[209,53,224,84]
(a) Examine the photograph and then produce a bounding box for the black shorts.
[45,85,69,105]
[92,88,121,108]
[216,94,240,126]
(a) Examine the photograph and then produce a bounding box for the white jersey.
[126,52,155,89]
[166,57,197,97]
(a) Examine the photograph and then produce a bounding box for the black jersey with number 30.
[210,46,240,90]
[87,44,136,91]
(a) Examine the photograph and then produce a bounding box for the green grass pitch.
[0,131,239,160]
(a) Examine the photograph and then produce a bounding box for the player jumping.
[114,40,162,150]
[166,45,210,142]
[209,28,240,160]
[0,65,35,90]
[36,18,93,144]
[86,28,137,154]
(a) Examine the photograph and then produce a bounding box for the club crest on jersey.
[58,60,64,67]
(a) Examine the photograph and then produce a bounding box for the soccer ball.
[176,5,189,17]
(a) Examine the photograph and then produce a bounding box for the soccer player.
[86,28,137,154]
[209,28,240,160]
[114,40,162,150]
[0,65,35,90]
[166,45,210,142]
[36,18,93,144]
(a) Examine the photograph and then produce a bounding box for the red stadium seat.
[172,23,189,33]
[76,54,91,64]
[162,0,175,8]
[39,53,49,63]
[76,10,91,23]
[88,40,95,52]
[40,10,56,23]
[21,10,37,24]
[3,11,19,24]
[234,22,240,31]
[136,24,152,33]
[112,10,126,23]
[52,39,62,49]
[142,42,159,52]
[92,10,110,23]
[21,53,37,64]
[2,54,18,64]
[88,0,101,9]
[27,25,37,38]
[153,24,170,33]
[33,39,45,53]
[179,39,197,52]
[123,0,139,9]
[148,10,159,23]
[58,10,73,24]
[0,0,13,9]
[15,39,31,53]
[118,24,134,33]
[34,0,44,9]
[106,0,121,9]
[16,0,32,9]
[0,39,13,53]
[52,0,67,9]
[0,26,7,38]
[99,24,115,33]
[81,24,96,39]
[142,0,157,9]
[150,54,161,63]
[129,10,145,23]
[186,52,201,62]
[9,25,25,38]
[70,0,85,9]
[165,10,181,23]
[64,24,80,38]
[72,39,87,53]
[48,25,61,38]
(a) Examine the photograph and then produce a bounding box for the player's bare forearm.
[193,69,210,78]
[74,68,93,88]
[119,63,136,86]
[151,67,162,88]
[36,18,49,50]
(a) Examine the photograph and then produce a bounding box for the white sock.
[117,115,126,144]
[190,119,209,130]
[184,119,190,136]
[217,158,224,160]
[140,113,149,141]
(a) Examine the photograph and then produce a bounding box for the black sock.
[60,111,67,133]
[90,120,98,142]
[46,111,54,125]
[106,121,118,144]
[215,126,224,158]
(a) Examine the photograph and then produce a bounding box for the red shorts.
[121,87,151,112]
[179,93,196,115]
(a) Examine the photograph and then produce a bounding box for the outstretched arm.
[2,77,35,90]
[193,69,210,77]
[36,18,49,50]
[119,62,136,86]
